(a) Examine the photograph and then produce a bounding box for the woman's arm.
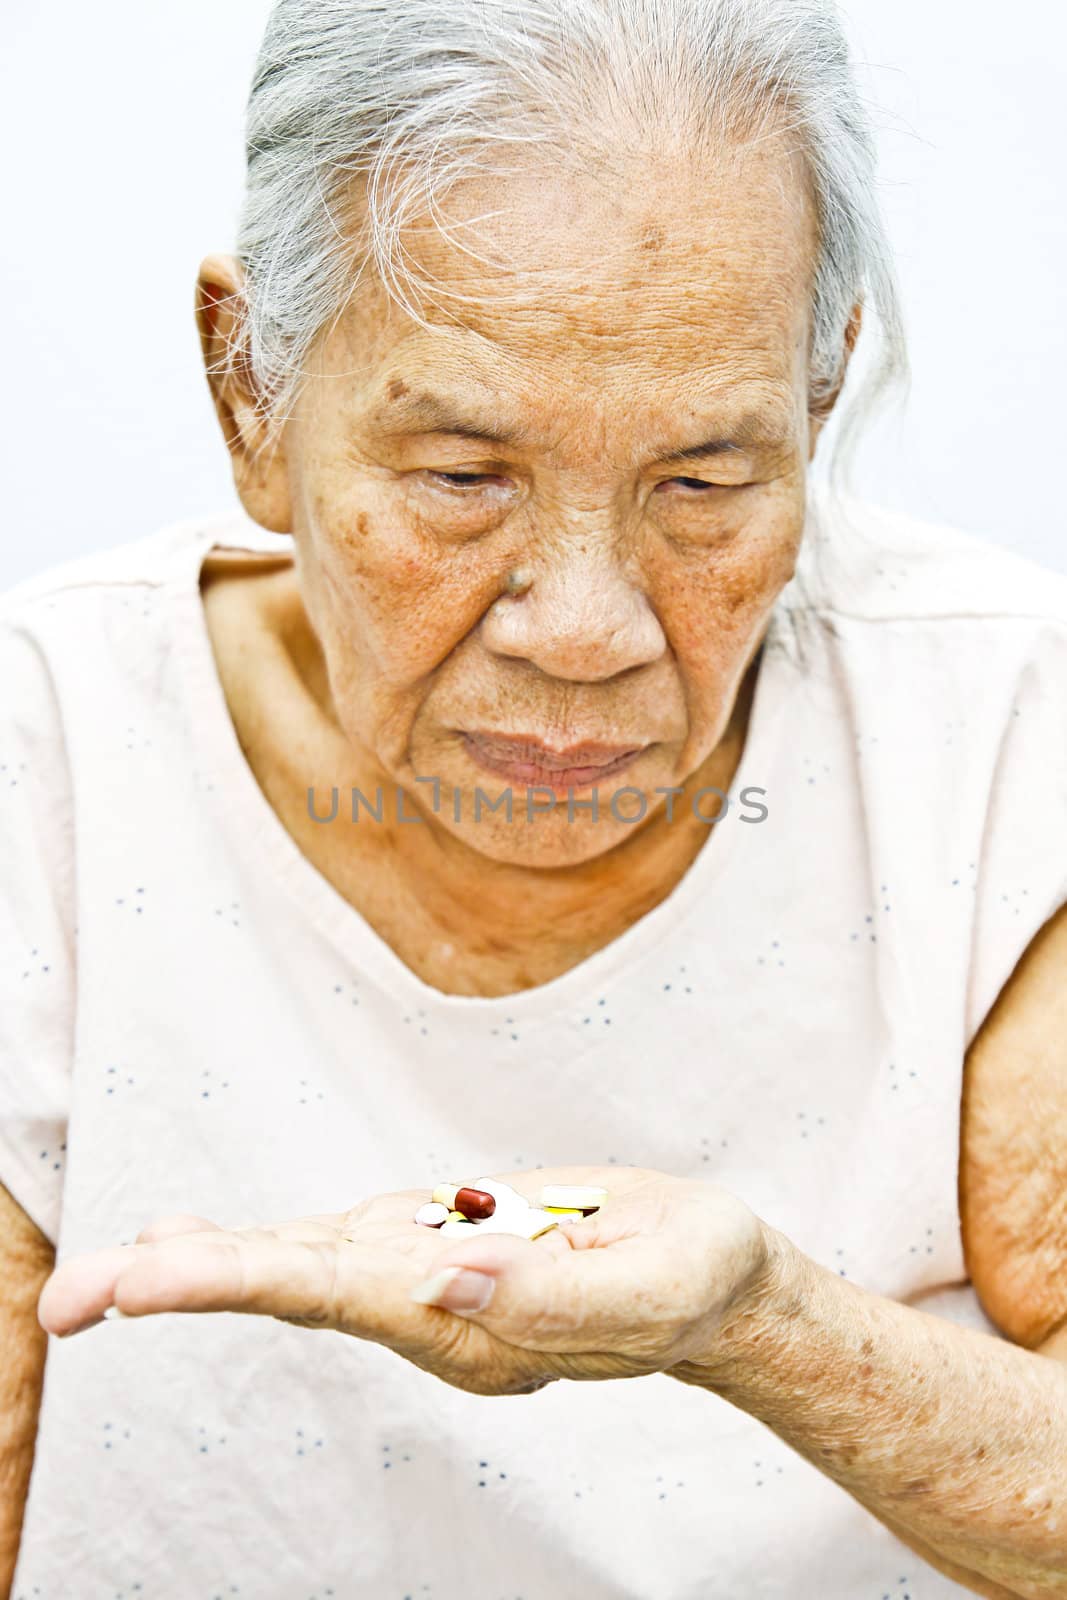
[0,1182,52,1600]
[673,903,1067,1600]
[868,1323,1064,1600]
[673,1233,1067,1600]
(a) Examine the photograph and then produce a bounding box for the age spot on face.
[386,378,408,401]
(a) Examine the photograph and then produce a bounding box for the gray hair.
[228,0,907,476]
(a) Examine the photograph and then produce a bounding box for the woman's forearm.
[673,1229,1067,1600]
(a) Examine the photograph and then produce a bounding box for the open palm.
[37,1166,775,1395]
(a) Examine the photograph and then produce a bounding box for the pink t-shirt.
[3,491,1066,1598]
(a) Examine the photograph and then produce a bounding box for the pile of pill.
[414,1180,609,1239]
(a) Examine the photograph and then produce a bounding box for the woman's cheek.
[710,541,792,628]
[651,512,801,709]
[324,517,500,677]
[693,491,804,624]
[648,542,762,663]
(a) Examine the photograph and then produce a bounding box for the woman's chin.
[431,795,656,869]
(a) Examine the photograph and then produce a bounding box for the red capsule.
[432,1183,496,1220]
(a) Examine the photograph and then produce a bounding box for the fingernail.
[409,1266,495,1314]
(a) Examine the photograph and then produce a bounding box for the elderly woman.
[2,0,1066,1596]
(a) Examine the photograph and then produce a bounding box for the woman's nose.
[480,542,666,682]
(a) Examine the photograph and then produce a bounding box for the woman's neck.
[201,556,760,997]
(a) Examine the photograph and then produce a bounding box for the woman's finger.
[38,1225,293,1335]
[137,1210,351,1247]
[38,1243,147,1336]
[409,1231,662,1350]
[243,1216,349,1243]
[103,1231,439,1347]
[112,1234,337,1319]
[38,1211,380,1337]
[135,1213,223,1243]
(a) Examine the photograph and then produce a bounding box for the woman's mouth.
[461,732,650,793]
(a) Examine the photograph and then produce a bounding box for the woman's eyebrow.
[366,392,531,447]
[364,390,791,458]
[660,436,746,461]
[653,409,795,461]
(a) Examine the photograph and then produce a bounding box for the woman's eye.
[428,471,500,489]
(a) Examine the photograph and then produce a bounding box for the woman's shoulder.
[0,505,286,626]
[0,504,291,792]
[0,506,293,737]
[800,490,1067,633]
[794,494,1067,787]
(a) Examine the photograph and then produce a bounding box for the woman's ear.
[807,299,864,459]
[195,253,292,533]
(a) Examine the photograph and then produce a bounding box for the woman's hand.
[37,1167,782,1396]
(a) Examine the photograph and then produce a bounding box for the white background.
[1,0,1064,587]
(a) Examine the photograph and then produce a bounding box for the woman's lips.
[461,732,649,792]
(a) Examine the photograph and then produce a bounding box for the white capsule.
[474,1208,558,1241]
[539,1184,609,1211]
[471,1177,533,1216]
[414,1201,449,1227]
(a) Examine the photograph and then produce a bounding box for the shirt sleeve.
[0,611,76,1245]
[965,615,1067,1049]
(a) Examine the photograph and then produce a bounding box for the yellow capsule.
[446,1210,467,1223]
[526,1214,559,1240]
[543,1206,586,1217]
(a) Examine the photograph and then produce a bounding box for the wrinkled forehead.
[314,130,819,413]
[343,132,819,337]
